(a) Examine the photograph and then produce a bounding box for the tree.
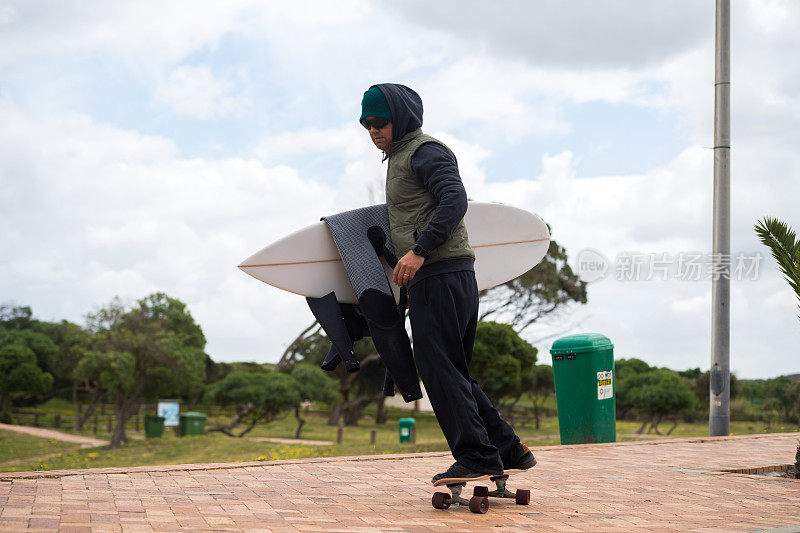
[288,363,339,438]
[621,369,697,435]
[613,358,652,420]
[677,367,702,379]
[274,320,322,372]
[32,320,91,395]
[755,217,800,320]
[0,327,61,411]
[82,293,207,447]
[479,239,588,332]
[296,331,388,427]
[469,321,538,421]
[528,365,555,430]
[0,307,97,420]
[764,376,800,425]
[737,376,800,426]
[0,345,53,423]
[70,344,107,430]
[614,358,651,381]
[0,329,59,384]
[204,370,302,437]
[0,304,33,330]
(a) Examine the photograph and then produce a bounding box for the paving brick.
[27,517,59,528]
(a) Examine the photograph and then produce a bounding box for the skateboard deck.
[431,469,530,514]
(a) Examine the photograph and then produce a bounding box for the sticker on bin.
[597,370,613,400]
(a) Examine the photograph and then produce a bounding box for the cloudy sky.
[1,0,798,378]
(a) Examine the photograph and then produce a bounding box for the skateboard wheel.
[515,489,531,505]
[473,485,489,497]
[469,496,489,514]
[432,492,451,510]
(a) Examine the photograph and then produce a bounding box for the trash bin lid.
[180,412,207,419]
[398,417,416,425]
[550,333,613,355]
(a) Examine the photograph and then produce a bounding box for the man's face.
[363,116,392,152]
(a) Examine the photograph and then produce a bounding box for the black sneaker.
[431,462,492,486]
[507,444,537,471]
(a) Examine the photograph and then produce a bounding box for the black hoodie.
[373,84,472,273]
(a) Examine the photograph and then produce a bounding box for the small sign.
[158,400,180,426]
[597,371,613,400]
[554,354,564,361]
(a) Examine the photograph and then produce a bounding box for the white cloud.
[670,293,710,317]
[254,125,369,163]
[0,100,337,360]
[155,65,249,119]
[385,1,713,69]
[0,1,260,68]
[763,286,798,311]
[0,3,16,26]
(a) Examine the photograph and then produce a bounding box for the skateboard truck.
[431,475,531,514]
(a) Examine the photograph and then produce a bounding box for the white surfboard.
[239,202,550,304]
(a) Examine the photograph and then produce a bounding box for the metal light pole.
[709,0,731,437]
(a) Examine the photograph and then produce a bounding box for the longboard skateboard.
[431,469,530,514]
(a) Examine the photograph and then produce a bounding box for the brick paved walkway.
[1,433,798,532]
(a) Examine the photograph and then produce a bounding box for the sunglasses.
[361,117,390,130]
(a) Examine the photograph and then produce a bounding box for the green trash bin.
[178,412,207,436]
[550,333,616,445]
[398,417,415,443]
[143,414,165,439]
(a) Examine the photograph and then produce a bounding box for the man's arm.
[409,142,468,256]
[391,142,467,287]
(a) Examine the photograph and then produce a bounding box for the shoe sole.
[515,457,537,470]
[432,457,537,486]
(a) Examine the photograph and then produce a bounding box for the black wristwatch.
[412,243,428,259]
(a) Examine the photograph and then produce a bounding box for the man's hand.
[393,251,425,287]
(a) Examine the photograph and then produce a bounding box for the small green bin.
[550,333,616,445]
[143,414,165,439]
[178,412,207,436]
[398,417,415,443]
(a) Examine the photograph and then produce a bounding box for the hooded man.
[360,83,537,483]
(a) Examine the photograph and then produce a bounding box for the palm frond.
[755,217,800,317]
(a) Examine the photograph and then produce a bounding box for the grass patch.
[0,429,81,464]
[36,397,78,415]
[614,419,793,438]
[3,433,321,472]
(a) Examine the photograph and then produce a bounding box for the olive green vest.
[385,129,474,265]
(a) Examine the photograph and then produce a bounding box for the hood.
[372,83,423,142]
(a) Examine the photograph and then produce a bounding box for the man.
[360,83,536,483]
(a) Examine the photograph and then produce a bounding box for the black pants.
[409,270,523,475]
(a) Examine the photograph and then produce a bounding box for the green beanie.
[360,86,392,123]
